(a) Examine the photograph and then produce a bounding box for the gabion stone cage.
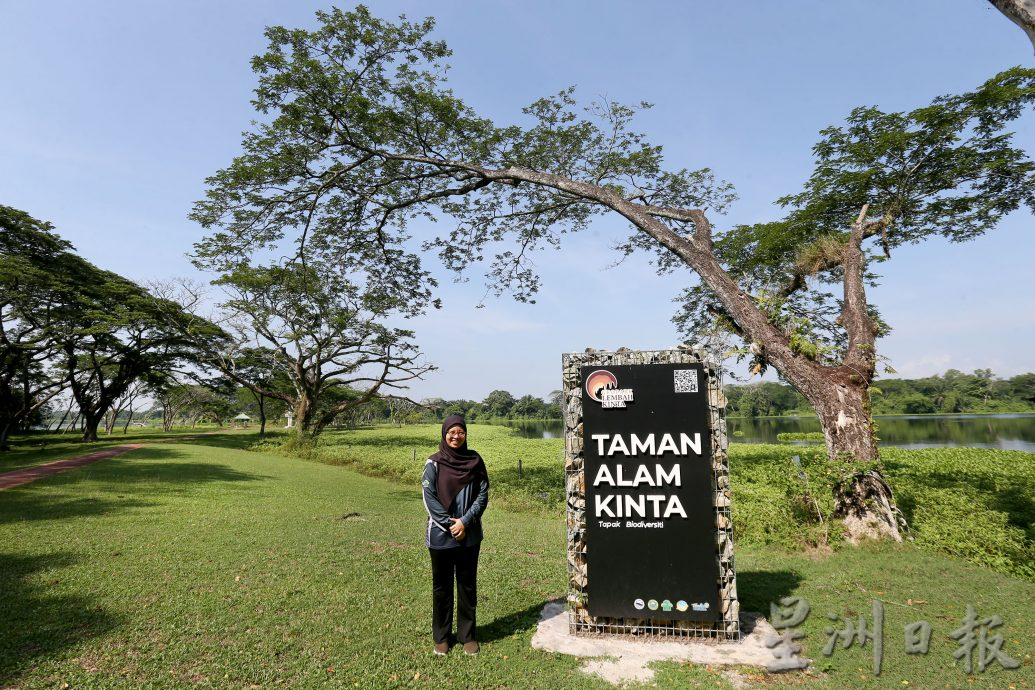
[563,347,739,640]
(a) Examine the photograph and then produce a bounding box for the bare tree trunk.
[258,395,267,437]
[81,411,102,442]
[122,406,134,434]
[792,371,900,542]
[989,0,1035,53]
[293,394,318,443]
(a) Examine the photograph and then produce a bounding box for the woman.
[422,415,489,656]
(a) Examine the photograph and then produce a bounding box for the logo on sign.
[633,598,645,610]
[585,369,634,408]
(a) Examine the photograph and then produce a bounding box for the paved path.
[0,444,144,490]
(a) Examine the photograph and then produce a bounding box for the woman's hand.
[449,518,466,541]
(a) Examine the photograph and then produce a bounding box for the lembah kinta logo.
[585,370,634,408]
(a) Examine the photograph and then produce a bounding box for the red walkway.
[0,444,143,490]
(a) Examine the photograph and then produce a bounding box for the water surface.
[505,415,1035,452]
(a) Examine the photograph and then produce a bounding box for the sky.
[2,1,1033,402]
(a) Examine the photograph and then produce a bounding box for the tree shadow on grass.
[158,432,275,452]
[0,552,122,686]
[893,473,1035,541]
[0,491,156,525]
[0,448,271,525]
[735,569,803,614]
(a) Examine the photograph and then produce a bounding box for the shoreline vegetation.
[726,410,1035,419]
[26,369,1033,434]
[723,369,1035,418]
[287,423,1035,582]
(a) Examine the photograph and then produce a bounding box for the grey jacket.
[422,458,489,549]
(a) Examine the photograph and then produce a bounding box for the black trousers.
[429,545,480,644]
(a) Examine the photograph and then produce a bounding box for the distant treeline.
[414,390,563,423]
[65,370,1031,432]
[725,369,1035,417]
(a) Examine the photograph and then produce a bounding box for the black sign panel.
[582,363,720,621]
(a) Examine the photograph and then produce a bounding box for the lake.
[504,414,1035,452]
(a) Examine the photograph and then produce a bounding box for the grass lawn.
[0,427,253,475]
[1,431,1033,688]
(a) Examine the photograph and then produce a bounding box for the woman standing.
[422,415,489,656]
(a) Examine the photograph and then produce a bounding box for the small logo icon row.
[633,598,711,612]
[633,598,691,612]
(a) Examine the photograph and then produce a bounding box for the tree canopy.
[191,254,434,438]
[192,6,1035,539]
[1,205,224,443]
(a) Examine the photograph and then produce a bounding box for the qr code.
[673,369,698,393]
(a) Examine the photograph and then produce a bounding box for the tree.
[192,259,434,439]
[1008,372,1035,404]
[736,385,772,418]
[191,7,1035,539]
[511,393,547,418]
[226,349,291,436]
[0,206,75,448]
[481,390,516,418]
[545,389,564,418]
[102,378,148,434]
[153,382,201,432]
[2,206,221,444]
[60,272,224,442]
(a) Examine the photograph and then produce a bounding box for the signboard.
[581,363,721,621]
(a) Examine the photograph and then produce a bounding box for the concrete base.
[530,601,790,685]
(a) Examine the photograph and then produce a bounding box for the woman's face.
[445,425,466,449]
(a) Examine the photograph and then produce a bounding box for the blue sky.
[2,1,1033,402]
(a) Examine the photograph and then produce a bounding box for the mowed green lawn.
[1,434,1033,689]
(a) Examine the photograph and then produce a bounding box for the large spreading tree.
[1,205,224,443]
[187,257,434,439]
[191,7,1035,539]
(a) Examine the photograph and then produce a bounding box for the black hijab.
[431,415,488,509]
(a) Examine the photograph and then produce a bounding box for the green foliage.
[676,67,1035,363]
[724,380,811,417]
[776,432,825,442]
[1,205,226,444]
[201,258,433,437]
[883,446,1035,579]
[285,425,1035,580]
[902,488,1034,578]
[192,5,734,308]
[725,368,1035,417]
[787,328,820,360]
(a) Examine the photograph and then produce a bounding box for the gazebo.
[232,413,251,429]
